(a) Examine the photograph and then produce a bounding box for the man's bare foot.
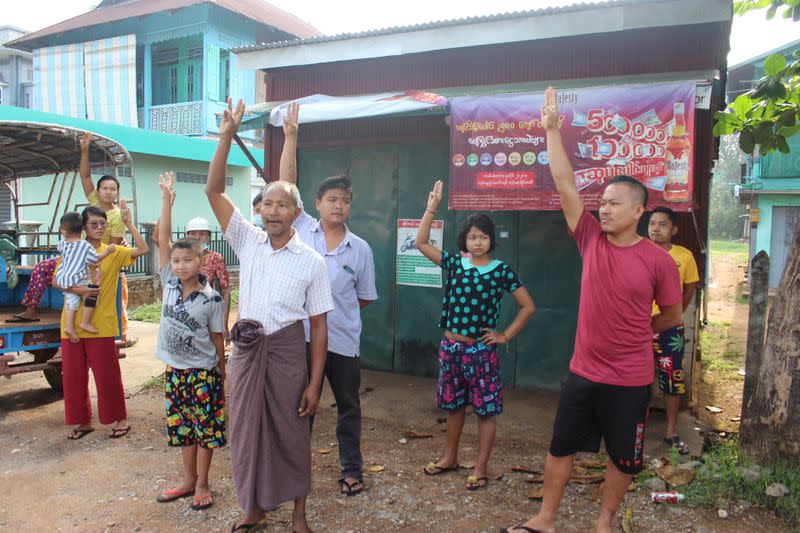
[79,321,98,333]
[291,517,312,533]
[64,326,79,343]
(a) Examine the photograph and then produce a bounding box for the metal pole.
[233,133,267,183]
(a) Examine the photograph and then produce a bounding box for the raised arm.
[157,172,175,268]
[279,102,299,184]
[119,198,149,259]
[541,87,584,231]
[415,180,443,265]
[205,98,245,232]
[79,133,96,199]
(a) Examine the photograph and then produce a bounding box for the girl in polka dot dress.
[416,180,536,490]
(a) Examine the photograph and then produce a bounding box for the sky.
[3,0,798,66]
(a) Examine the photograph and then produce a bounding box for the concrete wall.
[751,194,800,257]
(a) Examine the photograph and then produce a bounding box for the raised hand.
[427,180,443,213]
[119,198,131,226]
[541,87,561,131]
[79,133,92,153]
[159,172,175,204]
[219,97,245,139]
[282,101,299,137]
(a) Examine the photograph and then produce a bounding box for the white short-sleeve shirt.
[224,209,334,334]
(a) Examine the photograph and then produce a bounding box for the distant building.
[0,26,33,109]
[5,0,319,216]
[728,38,800,288]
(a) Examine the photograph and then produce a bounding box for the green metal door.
[346,145,398,371]
[394,142,452,377]
[514,212,582,389]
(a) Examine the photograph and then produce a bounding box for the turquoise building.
[0,105,253,230]
[728,39,800,288]
[5,0,318,138]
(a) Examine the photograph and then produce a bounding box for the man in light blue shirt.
[280,102,378,497]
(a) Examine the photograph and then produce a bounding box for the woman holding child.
[56,200,149,440]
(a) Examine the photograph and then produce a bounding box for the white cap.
[186,217,212,232]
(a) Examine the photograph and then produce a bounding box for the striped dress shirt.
[224,210,334,335]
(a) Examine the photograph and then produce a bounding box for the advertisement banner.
[396,219,443,288]
[449,82,696,211]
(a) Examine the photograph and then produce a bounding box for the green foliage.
[716,3,800,154]
[231,287,239,307]
[685,436,800,527]
[142,373,166,390]
[710,239,749,256]
[129,301,162,323]
[710,135,748,239]
[734,0,800,20]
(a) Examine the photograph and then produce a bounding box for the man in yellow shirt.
[648,206,699,454]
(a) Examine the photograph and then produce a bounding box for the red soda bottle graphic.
[664,102,691,202]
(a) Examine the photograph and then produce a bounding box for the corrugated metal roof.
[232,0,649,53]
[6,0,321,51]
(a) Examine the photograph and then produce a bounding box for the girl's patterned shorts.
[436,336,503,417]
[165,365,226,448]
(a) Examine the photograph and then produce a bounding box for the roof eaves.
[231,0,642,53]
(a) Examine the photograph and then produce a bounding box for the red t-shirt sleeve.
[569,209,602,254]
[654,251,683,309]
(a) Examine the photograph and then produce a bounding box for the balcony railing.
[145,101,203,135]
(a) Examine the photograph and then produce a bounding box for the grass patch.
[129,301,162,323]
[710,239,749,257]
[142,373,165,390]
[231,287,239,308]
[703,355,740,373]
[684,437,800,528]
[700,321,742,379]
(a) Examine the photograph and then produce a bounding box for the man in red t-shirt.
[502,89,683,533]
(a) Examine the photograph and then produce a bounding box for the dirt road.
[0,319,786,532]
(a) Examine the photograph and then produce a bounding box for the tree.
[710,134,747,240]
[715,0,800,461]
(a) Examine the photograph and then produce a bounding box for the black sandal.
[67,427,94,440]
[423,461,460,475]
[339,477,364,496]
[231,523,259,532]
[108,426,131,439]
[500,525,543,533]
[664,435,689,454]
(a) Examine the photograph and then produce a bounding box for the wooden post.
[741,251,769,426]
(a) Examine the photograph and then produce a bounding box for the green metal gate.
[296,143,579,389]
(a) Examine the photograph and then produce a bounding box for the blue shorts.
[436,336,503,417]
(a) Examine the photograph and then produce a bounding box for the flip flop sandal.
[231,523,259,532]
[664,435,689,454]
[339,477,364,496]
[67,427,94,440]
[423,461,460,476]
[466,475,489,490]
[5,315,40,323]
[500,525,544,533]
[156,487,195,503]
[190,493,213,510]
[108,426,131,439]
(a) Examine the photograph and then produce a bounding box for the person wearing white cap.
[153,195,232,344]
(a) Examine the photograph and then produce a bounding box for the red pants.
[61,337,127,426]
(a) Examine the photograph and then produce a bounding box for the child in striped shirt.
[56,212,116,342]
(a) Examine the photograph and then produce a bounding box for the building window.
[220,50,230,101]
[95,166,133,178]
[187,65,194,101]
[176,171,232,186]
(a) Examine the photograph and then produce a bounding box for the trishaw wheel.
[32,348,63,393]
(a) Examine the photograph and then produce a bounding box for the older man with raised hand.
[279,102,378,497]
[205,97,333,533]
[502,88,683,533]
